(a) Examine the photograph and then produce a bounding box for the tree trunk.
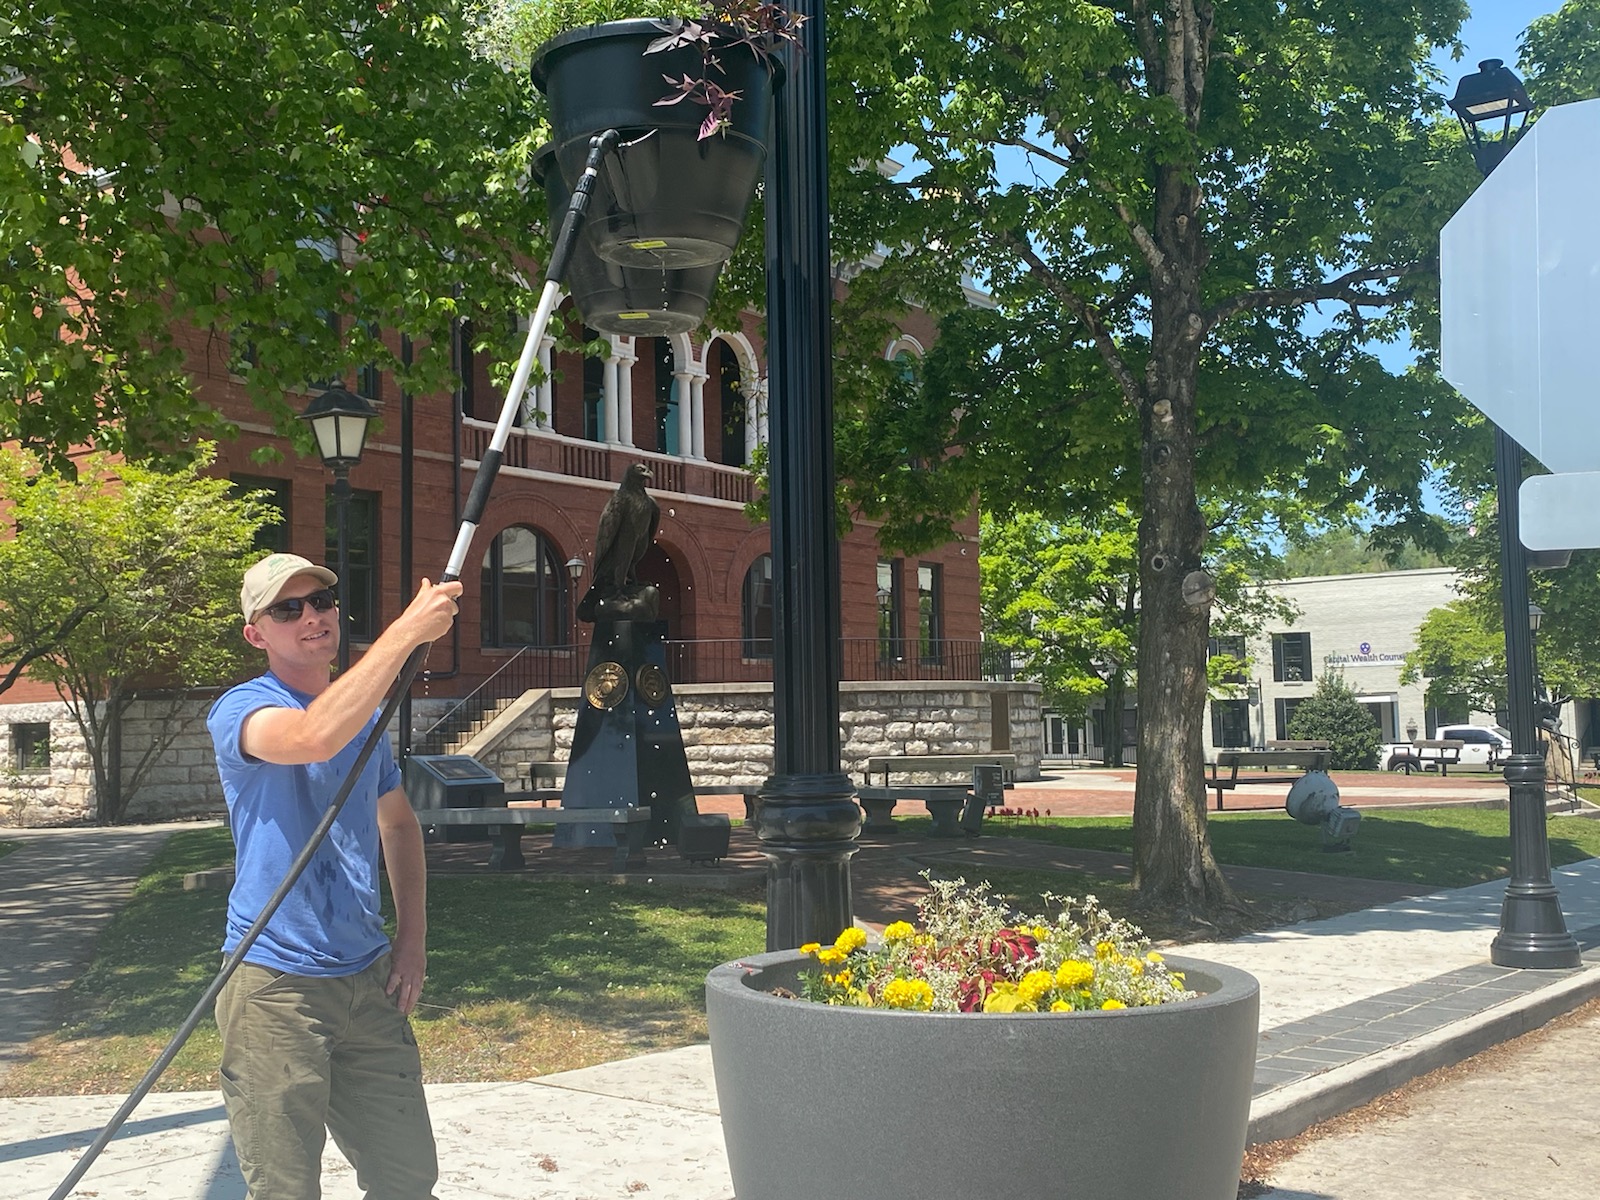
[1130,156,1236,912]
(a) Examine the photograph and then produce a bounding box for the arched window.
[741,553,773,659]
[717,340,746,467]
[481,526,566,647]
[654,338,680,454]
[582,326,605,442]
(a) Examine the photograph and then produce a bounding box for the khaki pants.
[216,955,439,1200]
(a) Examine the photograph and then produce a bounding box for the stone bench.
[414,806,650,872]
[857,785,971,837]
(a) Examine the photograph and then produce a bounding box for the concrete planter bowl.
[705,949,1260,1200]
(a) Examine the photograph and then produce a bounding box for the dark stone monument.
[558,466,697,847]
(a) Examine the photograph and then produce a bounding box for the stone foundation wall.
[0,695,456,828]
[2,681,1038,825]
[472,680,1044,788]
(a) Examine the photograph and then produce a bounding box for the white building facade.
[1205,568,1465,753]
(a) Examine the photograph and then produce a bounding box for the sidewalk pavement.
[4,798,1600,1199]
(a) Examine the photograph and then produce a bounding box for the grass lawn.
[965,806,1600,890]
[2,827,766,1097]
[13,804,1599,1096]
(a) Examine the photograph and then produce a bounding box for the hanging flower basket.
[533,144,717,337]
[531,18,781,270]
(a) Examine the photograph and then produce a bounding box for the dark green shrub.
[1286,673,1381,770]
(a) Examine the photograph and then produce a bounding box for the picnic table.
[861,753,1017,786]
[1207,748,1330,811]
[415,804,649,871]
[1394,739,1466,775]
[857,753,1018,836]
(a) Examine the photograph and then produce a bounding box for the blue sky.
[1443,3,1562,78]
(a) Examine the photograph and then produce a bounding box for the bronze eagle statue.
[577,462,659,623]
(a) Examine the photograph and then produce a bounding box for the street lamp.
[1448,61,1580,970]
[299,385,378,674]
[1447,59,1534,176]
[760,0,861,949]
[566,555,586,658]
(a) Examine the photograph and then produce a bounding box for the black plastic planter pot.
[533,145,716,337]
[531,19,777,270]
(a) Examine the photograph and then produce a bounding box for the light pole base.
[1490,886,1582,969]
[1492,753,1582,969]
[756,772,860,952]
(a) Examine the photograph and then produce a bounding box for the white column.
[602,353,620,444]
[755,376,770,446]
[673,368,695,457]
[535,335,555,429]
[688,370,707,460]
[616,337,636,447]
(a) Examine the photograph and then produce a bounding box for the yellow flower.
[883,921,916,942]
[982,983,1022,1014]
[1031,925,1051,942]
[1017,970,1055,1006]
[835,927,868,954]
[1145,951,1164,964]
[799,942,821,955]
[1050,999,1072,1012]
[1094,940,1116,960]
[816,946,846,966]
[883,978,935,1010]
[1056,960,1094,989]
[830,968,854,987]
[1101,998,1126,1010]
[1127,958,1144,976]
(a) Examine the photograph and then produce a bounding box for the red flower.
[981,928,1039,966]
[957,969,996,1012]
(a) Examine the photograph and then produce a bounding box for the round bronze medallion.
[585,661,629,709]
[636,663,668,707]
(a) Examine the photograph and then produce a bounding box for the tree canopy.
[0,0,539,468]
[981,504,1291,766]
[823,0,1476,909]
[0,445,275,822]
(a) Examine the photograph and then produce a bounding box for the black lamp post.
[566,555,586,658]
[758,0,860,950]
[1448,61,1580,970]
[299,385,378,675]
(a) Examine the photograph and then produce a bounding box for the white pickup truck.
[1380,725,1513,772]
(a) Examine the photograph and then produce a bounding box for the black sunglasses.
[260,588,337,623]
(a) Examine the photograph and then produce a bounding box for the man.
[208,552,463,1199]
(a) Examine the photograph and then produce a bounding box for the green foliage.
[1402,599,1502,716]
[980,504,1292,734]
[973,807,1600,891]
[1522,0,1600,110]
[0,0,539,464]
[816,0,1484,904]
[0,446,275,821]
[1286,674,1381,771]
[825,0,1478,542]
[470,0,698,65]
[1282,526,1450,578]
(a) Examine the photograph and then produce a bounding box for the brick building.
[1,295,991,817]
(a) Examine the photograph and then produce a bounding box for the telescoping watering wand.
[48,129,623,1200]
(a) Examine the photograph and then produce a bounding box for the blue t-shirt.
[208,672,403,976]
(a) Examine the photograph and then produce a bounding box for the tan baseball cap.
[240,553,338,621]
